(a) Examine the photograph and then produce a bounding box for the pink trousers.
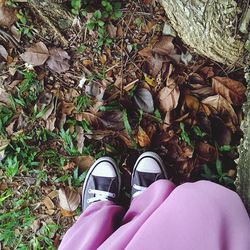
[59,180,250,250]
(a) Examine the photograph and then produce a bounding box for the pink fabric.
[59,180,250,250]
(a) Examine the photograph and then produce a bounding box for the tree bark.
[159,0,248,66]
[28,0,74,46]
[236,67,250,214]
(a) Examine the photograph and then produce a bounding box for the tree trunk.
[159,0,249,66]
[236,68,250,214]
[160,0,250,213]
[28,0,74,47]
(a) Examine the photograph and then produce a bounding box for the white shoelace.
[87,189,116,204]
[132,184,147,198]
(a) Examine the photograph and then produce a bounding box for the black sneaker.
[131,152,168,199]
[82,157,121,211]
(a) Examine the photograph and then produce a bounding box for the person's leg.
[125,180,250,250]
[99,152,176,250]
[59,157,125,250]
[59,201,125,250]
[98,179,175,250]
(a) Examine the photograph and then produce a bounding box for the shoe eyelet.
[88,189,92,193]
[87,199,90,204]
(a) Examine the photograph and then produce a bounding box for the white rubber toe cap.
[136,158,162,173]
[92,161,116,177]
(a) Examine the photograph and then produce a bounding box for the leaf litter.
[0,0,246,248]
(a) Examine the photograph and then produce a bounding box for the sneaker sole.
[82,157,121,210]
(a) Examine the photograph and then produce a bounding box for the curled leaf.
[134,88,154,113]
[46,47,70,73]
[0,7,17,27]
[58,187,81,215]
[20,42,49,66]
[158,83,180,112]
[136,126,151,147]
[202,94,238,125]
[212,76,246,106]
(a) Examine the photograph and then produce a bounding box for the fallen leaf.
[136,126,151,147]
[202,94,238,125]
[43,196,55,210]
[85,82,105,100]
[152,36,180,62]
[158,82,180,112]
[182,145,194,159]
[75,112,103,127]
[185,95,200,113]
[31,219,41,233]
[212,76,246,106]
[10,24,21,42]
[211,116,232,145]
[83,59,92,66]
[0,85,11,106]
[0,138,9,162]
[46,48,70,73]
[73,155,95,171]
[58,187,80,214]
[107,23,117,38]
[196,142,217,162]
[144,74,157,87]
[133,88,154,113]
[78,74,87,88]
[0,6,17,27]
[76,126,85,153]
[114,76,123,89]
[0,45,8,60]
[101,111,124,130]
[20,42,49,66]
[100,54,107,64]
[138,47,152,58]
[61,101,75,115]
[190,86,215,98]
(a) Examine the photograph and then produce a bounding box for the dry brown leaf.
[0,45,8,60]
[134,88,154,113]
[75,112,103,127]
[182,145,194,159]
[20,42,49,66]
[76,126,85,153]
[197,142,217,162]
[0,6,17,27]
[152,36,180,62]
[158,83,180,112]
[0,86,11,106]
[100,54,107,64]
[185,95,200,112]
[85,82,105,100]
[107,23,117,38]
[101,111,124,131]
[137,126,151,147]
[202,94,238,125]
[83,59,92,66]
[58,187,80,214]
[43,196,55,210]
[190,86,215,98]
[73,155,95,171]
[138,47,153,58]
[143,21,156,33]
[61,101,75,115]
[212,76,246,106]
[118,131,133,148]
[46,47,70,73]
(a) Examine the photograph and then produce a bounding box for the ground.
[0,0,246,249]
